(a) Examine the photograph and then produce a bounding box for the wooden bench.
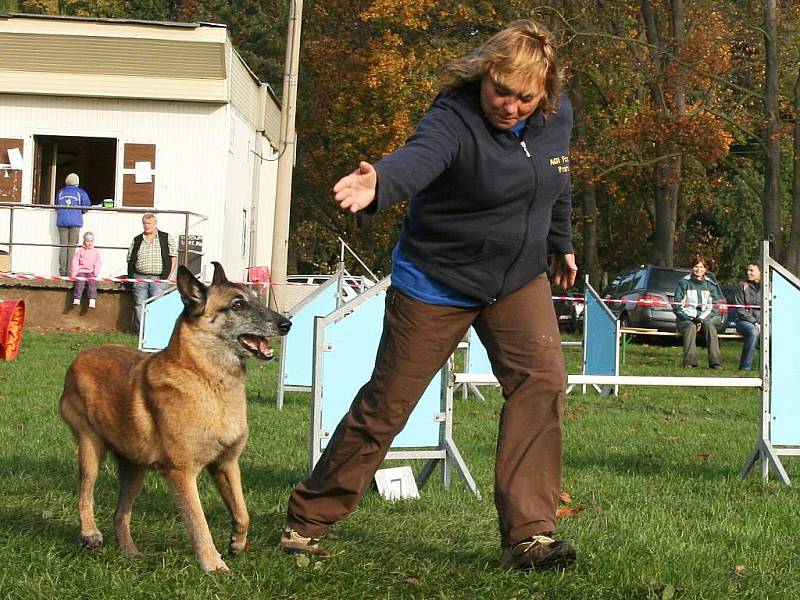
[620,327,743,365]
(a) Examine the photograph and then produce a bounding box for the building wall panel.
[229,49,260,129]
[0,33,226,79]
[219,108,258,281]
[0,72,228,103]
[263,91,282,149]
[0,21,229,103]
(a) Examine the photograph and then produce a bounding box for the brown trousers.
[286,273,566,548]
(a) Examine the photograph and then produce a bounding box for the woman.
[281,20,577,571]
[673,257,724,369]
[734,262,762,371]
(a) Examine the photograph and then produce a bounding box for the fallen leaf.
[295,554,311,568]
[660,583,675,600]
[664,436,678,442]
[691,454,711,461]
[556,506,584,518]
[559,491,572,504]
[734,564,747,574]
[404,577,420,585]
[565,411,578,421]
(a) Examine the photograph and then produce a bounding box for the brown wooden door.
[0,139,24,203]
[122,143,156,207]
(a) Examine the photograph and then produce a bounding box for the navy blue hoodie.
[370,83,573,303]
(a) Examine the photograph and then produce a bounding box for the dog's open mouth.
[238,335,274,361]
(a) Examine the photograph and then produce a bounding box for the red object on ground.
[0,299,25,361]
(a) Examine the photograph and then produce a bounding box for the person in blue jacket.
[280,20,578,572]
[55,173,91,276]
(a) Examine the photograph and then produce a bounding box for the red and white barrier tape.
[551,294,759,310]
[0,272,272,288]
[0,272,761,309]
[0,272,358,289]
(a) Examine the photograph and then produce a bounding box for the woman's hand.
[551,253,578,290]
[333,161,377,213]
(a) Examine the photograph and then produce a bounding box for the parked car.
[552,287,584,333]
[601,265,729,333]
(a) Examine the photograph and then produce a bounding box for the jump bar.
[454,373,763,388]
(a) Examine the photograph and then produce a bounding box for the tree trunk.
[570,71,601,285]
[642,0,685,266]
[651,150,681,266]
[763,0,783,260]
[785,67,800,274]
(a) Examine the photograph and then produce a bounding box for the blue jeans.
[736,320,760,370]
[132,273,168,332]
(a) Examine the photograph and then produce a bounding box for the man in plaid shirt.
[127,213,177,332]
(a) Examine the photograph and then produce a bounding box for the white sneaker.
[73,299,81,306]
[89,299,96,309]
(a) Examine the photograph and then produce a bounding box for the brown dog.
[59,262,291,572]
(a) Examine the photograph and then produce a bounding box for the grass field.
[0,331,797,599]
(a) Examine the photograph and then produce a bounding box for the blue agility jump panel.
[769,269,800,446]
[319,286,441,449]
[467,328,493,375]
[282,279,338,388]
[139,287,181,352]
[582,282,619,379]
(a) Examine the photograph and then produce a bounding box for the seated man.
[734,262,762,371]
[673,256,724,370]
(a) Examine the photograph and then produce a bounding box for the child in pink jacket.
[71,231,102,308]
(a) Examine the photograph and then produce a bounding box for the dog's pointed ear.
[212,262,228,285]
[177,265,207,317]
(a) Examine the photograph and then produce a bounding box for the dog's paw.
[228,537,250,556]
[120,546,144,559]
[79,530,104,550]
[200,554,230,573]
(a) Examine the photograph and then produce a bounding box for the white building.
[0,13,282,281]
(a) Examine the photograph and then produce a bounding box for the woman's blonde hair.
[440,20,562,114]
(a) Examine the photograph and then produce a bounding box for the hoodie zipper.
[496,135,538,299]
